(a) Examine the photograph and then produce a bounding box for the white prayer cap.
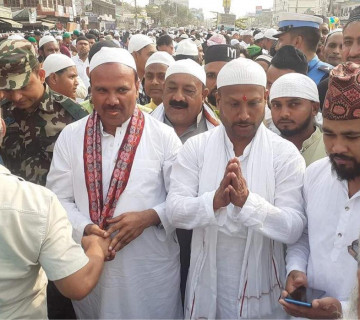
[89,47,137,73]
[55,35,62,40]
[243,30,253,36]
[179,27,185,31]
[128,34,154,53]
[263,28,277,40]
[145,51,175,69]
[269,73,319,103]
[254,32,264,41]
[175,39,198,56]
[8,34,24,40]
[39,35,57,48]
[165,59,206,85]
[43,54,75,78]
[217,58,266,89]
[180,33,189,39]
[230,39,239,46]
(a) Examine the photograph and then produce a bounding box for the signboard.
[217,13,236,28]
[57,5,64,16]
[256,5,262,14]
[84,0,92,12]
[69,7,74,21]
[80,16,89,24]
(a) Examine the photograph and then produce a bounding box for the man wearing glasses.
[279,61,360,319]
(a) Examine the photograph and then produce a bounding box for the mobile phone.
[284,286,326,308]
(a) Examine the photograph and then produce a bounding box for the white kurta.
[286,157,360,312]
[46,112,183,319]
[166,124,306,319]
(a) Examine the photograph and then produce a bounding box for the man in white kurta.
[166,58,306,319]
[47,47,183,319]
[280,62,360,318]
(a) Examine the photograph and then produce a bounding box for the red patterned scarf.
[83,107,145,229]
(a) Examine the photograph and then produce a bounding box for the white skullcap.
[176,39,198,56]
[8,34,24,40]
[55,35,62,40]
[89,47,137,73]
[39,35,56,48]
[180,33,189,39]
[145,51,175,69]
[43,54,76,78]
[217,58,266,89]
[128,34,154,53]
[243,30,253,36]
[165,59,206,85]
[179,27,185,31]
[254,32,264,41]
[269,73,319,103]
[263,28,277,40]
[230,39,239,46]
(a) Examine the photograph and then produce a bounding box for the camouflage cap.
[0,39,38,90]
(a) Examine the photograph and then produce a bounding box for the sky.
[131,0,274,18]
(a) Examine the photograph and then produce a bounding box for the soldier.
[0,39,88,187]
[0,39,88,319]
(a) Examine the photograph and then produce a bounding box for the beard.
[278,114,313,137]
[329,153,360,181]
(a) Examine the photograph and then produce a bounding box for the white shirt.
[167,124,306,318]
[46,112,183,319]
[72,54,90,90]
[286,157,360,310]
[0,165,88,319]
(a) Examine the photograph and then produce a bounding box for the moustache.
[103,105,122,111]
[329,153,356,162]
[233,121,253,126]
[169,100,188,109]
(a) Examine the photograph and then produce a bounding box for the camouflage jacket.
[0,85,89,186]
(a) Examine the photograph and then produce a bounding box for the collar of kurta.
[301,125,322,151]
[308,55,320,71]
[0,164,10,175]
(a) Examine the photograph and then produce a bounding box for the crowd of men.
[1,7,360,320]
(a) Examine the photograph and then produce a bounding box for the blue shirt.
[307,55,333,85]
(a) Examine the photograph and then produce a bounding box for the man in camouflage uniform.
[0,39,88,187]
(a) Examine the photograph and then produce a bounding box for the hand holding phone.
[284,286,326,308]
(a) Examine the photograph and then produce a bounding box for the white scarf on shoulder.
[186,123,286,319]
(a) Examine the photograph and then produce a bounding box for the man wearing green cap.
[0,39,88,186]
[62,32,73,57]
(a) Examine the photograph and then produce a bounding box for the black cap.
[204,44,238,65]
[347,6,360,26]
[271,45,308,75]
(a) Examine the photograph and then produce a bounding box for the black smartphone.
[284,286,326,308]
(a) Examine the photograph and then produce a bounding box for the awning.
[0,18,23,28]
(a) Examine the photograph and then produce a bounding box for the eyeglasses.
[348,239,359,262]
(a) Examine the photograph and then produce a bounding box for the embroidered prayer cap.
[269,73,319,103]
[217,58,266,89]
[27,37,36,43]
[165,59,206,85]
[204,44,238,65]
[180,33,189,39]
[323,62,360,120]
[230,39,239,46]
[43,54,76,78]
[263,28,277,40]
[0,39,38,90]
[207,34,226,46]
[39,35,57,48]
[145,51,175,69]
[63,32,71,39]
[128,34,154,53]
[89,47,137,73]
[274,13,323,38]
[247,45,262,58]
[175,39,198,56]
